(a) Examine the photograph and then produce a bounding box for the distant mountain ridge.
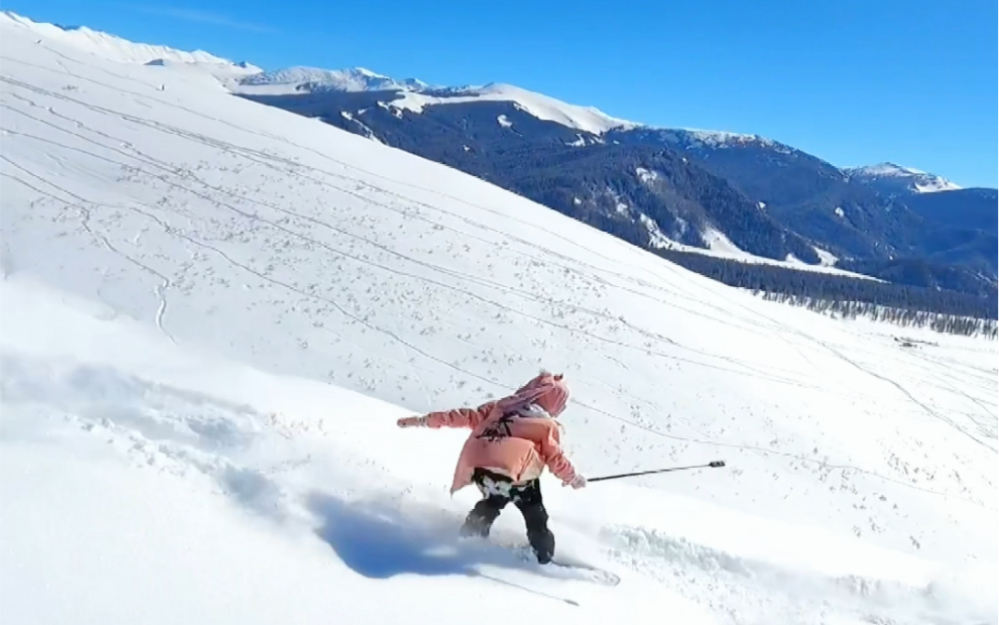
[233,67,996,291]
[235,67,429,94]
[4,11,992,297]
[226,65,968,191]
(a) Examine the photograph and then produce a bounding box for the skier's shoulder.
[510,405,562,434]
[516,403,553,419]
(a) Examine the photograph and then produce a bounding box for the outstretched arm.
[397,402,494,430]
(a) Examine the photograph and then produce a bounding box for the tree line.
[655,248,998,324]
[755,292,997,339]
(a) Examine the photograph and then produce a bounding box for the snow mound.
[813,247,839,267]
[635,167,659,184]
[702,227,746,255]
[645,223,876,280]
[845,162,961,194]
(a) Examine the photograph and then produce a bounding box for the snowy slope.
[846,162,962,194]
[3,276,706,624]
[1,14,997,625]
[0,11,257,70]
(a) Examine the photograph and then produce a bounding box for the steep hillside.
[903,187,998,240]
[242,91,821,264]
[1,13,996,625]
[829,188,998,282]
[609,129,943,261]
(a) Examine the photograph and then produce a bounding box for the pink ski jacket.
[421,372,578,494]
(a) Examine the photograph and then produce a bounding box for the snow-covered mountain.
[2,13,997,625]
[233,66,428,95]
[388,83,638,135]
[231,67,636,135]
[846,162,962,195]
[229,64,803,146]
[227,60,768,142]
[240,77,999,283]
[225,62,995,276]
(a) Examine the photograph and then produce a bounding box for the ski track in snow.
[1,321,992,625]
[0,14,996,625]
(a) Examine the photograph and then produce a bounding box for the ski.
[506,543,621,587]
[473,571,581,607]
[547,558,621,587]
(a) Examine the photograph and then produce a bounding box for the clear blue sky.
[7,0,997,187]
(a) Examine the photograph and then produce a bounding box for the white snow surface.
[1,15,997,625]
[702,228,747,256]
[911,179,962,193]
[649,225,877,280]
[635,166,659,184]
[814,247,840,267]
[0,11,256,71]
[701,228,846,276]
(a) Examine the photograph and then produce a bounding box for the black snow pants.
[459,468,555,564]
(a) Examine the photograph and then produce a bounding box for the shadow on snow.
[305,491,532,579]
[305,492,586,605]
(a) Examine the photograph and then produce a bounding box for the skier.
[397,370,586,564]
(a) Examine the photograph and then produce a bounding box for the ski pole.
[587,460,726,483]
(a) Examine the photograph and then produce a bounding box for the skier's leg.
[513,480,555,564]
[460,468,511,538]
[460,495,507,537]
